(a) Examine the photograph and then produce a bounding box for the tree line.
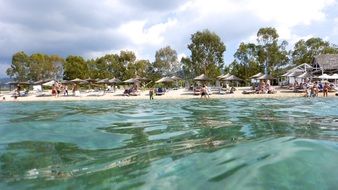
[6,27,338,84]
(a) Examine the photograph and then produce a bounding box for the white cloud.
[117,19,177,46]
[334,17,338,36]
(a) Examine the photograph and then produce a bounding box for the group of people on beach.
[255,81,275,94]
[300,81,331,97]
[51,82,70,97]
[290,80,332,97]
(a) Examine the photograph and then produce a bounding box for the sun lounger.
[242,90,256,94]
[129,90,140,96]
[86,91,105,96]
[35,92,52,97]
[156,88,165,96]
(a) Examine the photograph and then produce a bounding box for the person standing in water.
[323,82,330,97]
[149,88,154,100]
[201,85,208,99]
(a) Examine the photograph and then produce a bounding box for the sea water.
[1,98,338,189]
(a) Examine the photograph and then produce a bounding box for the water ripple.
[1,98,338,189]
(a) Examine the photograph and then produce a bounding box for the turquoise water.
[1,98,338,189]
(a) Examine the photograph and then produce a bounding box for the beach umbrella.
[109,78,121,84]
[155,77,174,83]
[5,81,19,91]
[42,80,55,86]
[217,73,231,80]
[85,78,97,83]
[96,78,109,84]
[60,80,71,84]
[34,79,45,85]
[318,74,331,79]
[19,80,34,85]
[71,78,87,83]
[194,74,210,81]
[222,75,243,81]
[134,76,149,82]
[330,73,338,79]
[171,76,182,81]
[257,74,274,80]
[221,75,243,87]
[250,72,264,79]
[6,81,19,85]
[124,78,140,84]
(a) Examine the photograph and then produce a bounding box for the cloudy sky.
[1,0,338,77]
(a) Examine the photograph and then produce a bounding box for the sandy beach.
[1,86,336,102]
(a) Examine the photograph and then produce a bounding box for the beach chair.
[193,87,201,95]
[129,90,140,96]
[242,89,256,94]
[86,91,105,96]
[156,88,165,96]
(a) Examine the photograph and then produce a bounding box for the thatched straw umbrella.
[222,75,243,87]
[194,74,210,81]
[71,78,87,83]
[155,77,174,83]
[108,78,121,92]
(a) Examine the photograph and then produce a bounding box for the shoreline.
[0,87,336,102]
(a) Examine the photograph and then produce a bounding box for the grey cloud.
[0,0,135,77]
[1,0,337,79]
[122,0,182,11]
[1,0,127,30]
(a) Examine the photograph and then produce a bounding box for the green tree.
[134,59,151,78]
[6,51,30,81]
[183,29,226,79]
[63,55,88,80]
[153,46,180,77]
[291,37,338,65]
[232,42,261,80]
[256,27,289,75]
[119,51,137,80]
[6,51,64,81]
[29,53,64,81]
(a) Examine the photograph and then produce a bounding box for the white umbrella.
[318,74,331,79]
[330,73,338,79]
